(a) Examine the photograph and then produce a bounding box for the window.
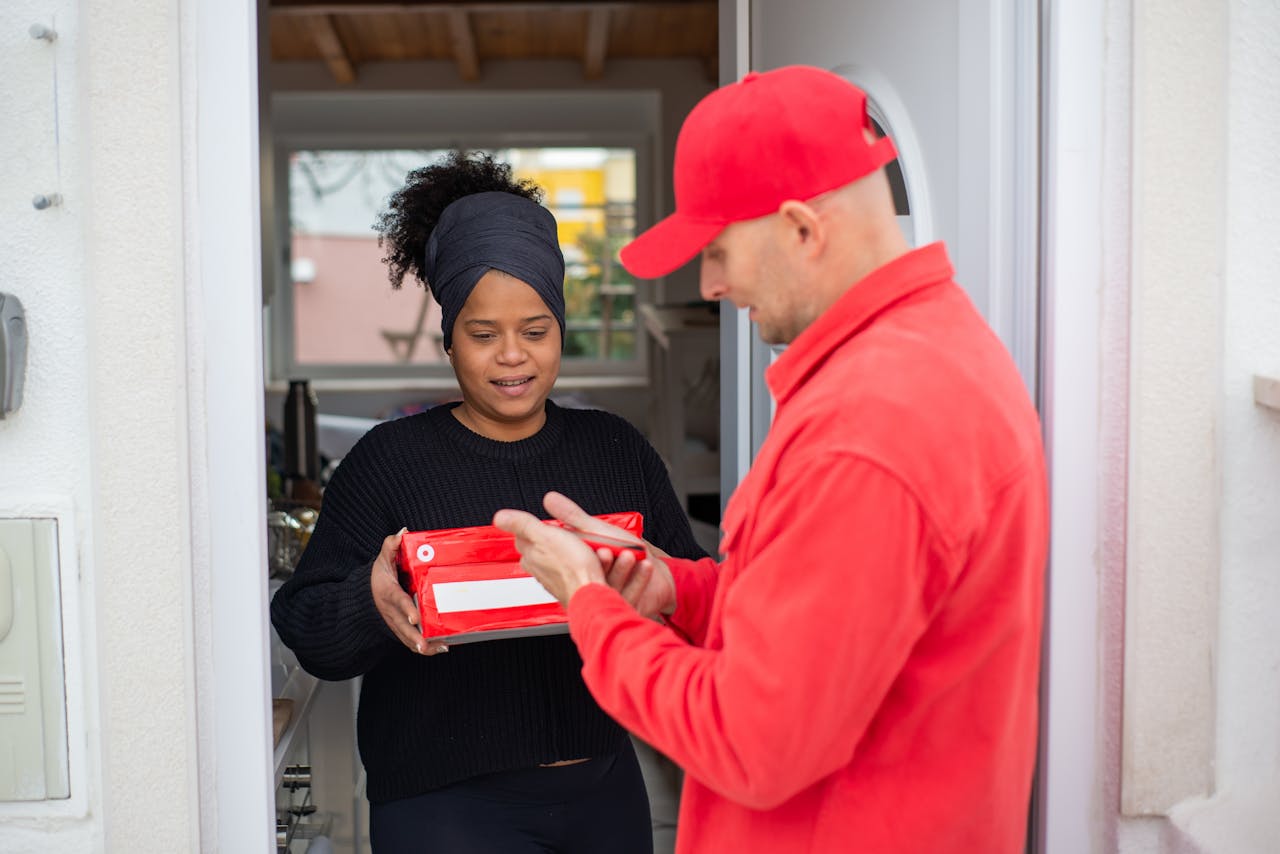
[270,145,642,382]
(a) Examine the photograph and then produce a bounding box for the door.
[717,0,1042,848]
[720,0,1039,481]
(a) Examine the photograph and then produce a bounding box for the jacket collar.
[766,242,955,406]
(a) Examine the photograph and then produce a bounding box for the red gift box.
[396,512,645,644]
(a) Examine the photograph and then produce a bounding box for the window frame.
[268,123,655,388]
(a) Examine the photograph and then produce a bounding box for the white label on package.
[432,577,558,613]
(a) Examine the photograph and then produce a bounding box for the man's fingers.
[640,538,671,561]
[604,560,631,591]
[619,560,652,603]
[541,491,597,529]
[495,508,595,560]
[604,550,647,605]
[543,492,645,549]
[604,548,636,585]
[493,508,541,538]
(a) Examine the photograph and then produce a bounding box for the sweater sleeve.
[567,453,945,810]
[269,429,403,681]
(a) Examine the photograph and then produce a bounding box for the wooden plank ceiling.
[270,0,719,84]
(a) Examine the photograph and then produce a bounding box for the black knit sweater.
[270,401,705,803]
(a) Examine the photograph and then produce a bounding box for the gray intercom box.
[0,293,26,419]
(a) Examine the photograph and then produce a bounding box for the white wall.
[1121,0,1225,818]
[1043,0,1280,850]
[1214,0,1280,804]
[1159,0,1280,847]
[1106,0,1280,851]
[0,2,97,850]
[0,1,200,852]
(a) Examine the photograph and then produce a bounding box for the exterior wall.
[1121,0,1225,817]
[1214,0,1280,810]
[1111,0,1280,851]
[0,1,198,852]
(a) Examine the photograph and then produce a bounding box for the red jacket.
[568,244,1048,853]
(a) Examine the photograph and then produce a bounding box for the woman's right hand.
[371,529,449,656]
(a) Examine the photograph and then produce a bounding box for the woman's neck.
[450,403,547,443]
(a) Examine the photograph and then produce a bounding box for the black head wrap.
[423,191,566,351]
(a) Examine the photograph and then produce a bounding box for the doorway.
[195,1,1053,851]
[259,5,720,852]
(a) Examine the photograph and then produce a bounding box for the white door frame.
[189,0,274,849]
[1036,0,1111,851]
[190,1,1111,851]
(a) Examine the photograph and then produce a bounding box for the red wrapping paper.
[396,511,644,644]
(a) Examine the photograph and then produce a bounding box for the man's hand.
[597,545,678,620]
[371,529,449,656]
[492,504,605,607]
[494,492,678,619]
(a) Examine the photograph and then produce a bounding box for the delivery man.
[495,65,1049,854]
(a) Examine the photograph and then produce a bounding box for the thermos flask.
[283,379,319,483]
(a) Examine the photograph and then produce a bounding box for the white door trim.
[1036,0,1112,850]
[718,0,759,493]
[188,0,274,849]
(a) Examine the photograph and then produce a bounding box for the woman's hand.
[371,529,449,656]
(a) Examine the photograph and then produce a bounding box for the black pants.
[369,745,653,854]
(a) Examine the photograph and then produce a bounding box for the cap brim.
[619,213,726,279]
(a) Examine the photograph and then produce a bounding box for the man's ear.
[777,199,825,256]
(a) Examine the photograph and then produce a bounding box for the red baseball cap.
[620,65,898,279]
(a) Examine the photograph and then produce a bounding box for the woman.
[270,151,703,853]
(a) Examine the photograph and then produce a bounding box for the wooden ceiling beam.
[583,8,609,80]
[447,9,481,81]
[307,14,357,83]
[272,2,709,16]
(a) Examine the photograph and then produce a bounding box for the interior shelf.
[273,667,321,790]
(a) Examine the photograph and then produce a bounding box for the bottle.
[283,379,319,485]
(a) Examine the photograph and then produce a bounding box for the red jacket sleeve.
[567,453,947,810]
[662,555,721,645]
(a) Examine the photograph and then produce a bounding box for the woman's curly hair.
[374,150,544,292]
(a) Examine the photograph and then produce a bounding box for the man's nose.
[699,263,726,301]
